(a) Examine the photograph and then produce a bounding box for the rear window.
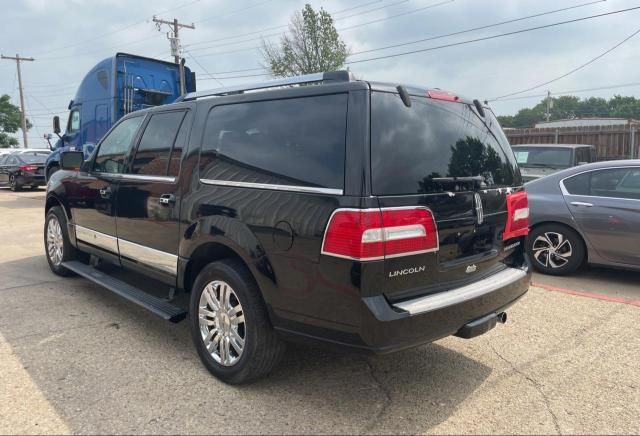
[513,147,573,167]
[19,155,46,164]
[200,94,348,189]
[371,92,518,195]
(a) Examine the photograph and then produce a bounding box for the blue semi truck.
[45,52,195,180]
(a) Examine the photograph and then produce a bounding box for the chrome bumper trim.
[393,267,529,315]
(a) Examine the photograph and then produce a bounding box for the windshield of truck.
[370,91,519,195]
[512,147,572,168]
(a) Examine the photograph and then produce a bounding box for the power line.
[344,6,640,66]
[31,0,206,56]
[492,81,640,102]
[492,26,640,101]
[339,0,454,32]
[183,49,224,85]
[349,0,605,56]
[196,0,274,24]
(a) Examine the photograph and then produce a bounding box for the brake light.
[322,207,439,261]
[503,191,529,240]
[19,165,38,172]
[427,89,460,102]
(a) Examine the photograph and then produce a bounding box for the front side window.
[199,94,348,189]
[130,111,186,176]
[94,116,143,174]
[68,110,81,133]
[563,168,640,200]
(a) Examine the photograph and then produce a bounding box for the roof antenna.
[397,85,412,107]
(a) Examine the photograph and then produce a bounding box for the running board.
[61,260,187,323]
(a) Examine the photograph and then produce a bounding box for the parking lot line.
[532,282,640,307]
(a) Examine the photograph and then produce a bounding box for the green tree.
[497,94,640,128]
[261,4,349,77]
[0,94,30,148]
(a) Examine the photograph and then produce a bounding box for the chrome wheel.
[532,232,573,269]
[46,216,64,267]
[198,280,245,367]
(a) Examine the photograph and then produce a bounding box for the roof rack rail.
[180,70,352,101]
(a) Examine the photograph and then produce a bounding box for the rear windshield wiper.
[431,176,485,183]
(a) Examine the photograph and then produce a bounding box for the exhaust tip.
[497,312,507,324]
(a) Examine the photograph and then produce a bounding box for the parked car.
[44,71,531,384]
[511,144,597,182]
[0,153,47,191]
[526,160,640,275]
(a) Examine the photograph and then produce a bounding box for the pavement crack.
[8,320,118,342]
[0,280,58,292]
[491,344,562,435]
[361,358,392,434]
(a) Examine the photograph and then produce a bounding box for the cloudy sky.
[2,0,640,148]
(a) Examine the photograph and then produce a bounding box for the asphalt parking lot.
[0,187,638,435]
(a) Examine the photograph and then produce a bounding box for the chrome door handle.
[99,187,112,198]
[570,201,593,207]
[159,194,176,206]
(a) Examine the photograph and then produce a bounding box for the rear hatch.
[370,89,524,302]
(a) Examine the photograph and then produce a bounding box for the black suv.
[44,71,531,384]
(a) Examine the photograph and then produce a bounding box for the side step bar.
[62,260,188,323]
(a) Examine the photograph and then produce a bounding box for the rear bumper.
[276,263,531,353]
[17,174,46,186]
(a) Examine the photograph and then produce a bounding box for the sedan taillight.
[503,191,530,240]
[19,165,38,172]
[322,207,439,261]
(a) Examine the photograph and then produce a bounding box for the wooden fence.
[505,125,639,161]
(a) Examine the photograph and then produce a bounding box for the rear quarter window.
[199,94,348,189]
[371,92,518,195]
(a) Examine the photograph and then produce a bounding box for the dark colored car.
[526,160,640,275]
[511,144,597,182]
[0,152,47,191]
[44,72,531,384]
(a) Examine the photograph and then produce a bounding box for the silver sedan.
[525,160,640,275]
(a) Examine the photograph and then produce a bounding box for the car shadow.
[0,255,492,434]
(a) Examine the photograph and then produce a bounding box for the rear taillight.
[503,191,529,240]
[321,207,439,261]
[19,165,38,172]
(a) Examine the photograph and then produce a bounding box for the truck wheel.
[44,206,83,276]
[189,259,285,384]
[527,224,586,276]
[47,165,59,182]
[9,175,21,191]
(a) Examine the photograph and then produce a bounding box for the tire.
[44,206,84,276]
[47,165,60,182]
[527,224,586,276]
[9,174,21,191]
[189,259,285,384]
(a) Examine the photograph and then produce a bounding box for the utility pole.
[153,17,194,95]
[545,90,553,123]
[1,54,35,148]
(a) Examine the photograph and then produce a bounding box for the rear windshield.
[512,147,573,168]
[19,155,46,164]
[371,92,520,195]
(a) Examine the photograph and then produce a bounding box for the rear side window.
[199,94,348,189]
[563,168,640,200]
[371,92,517,195]
[131,111,186,176]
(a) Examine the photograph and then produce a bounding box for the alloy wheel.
[532,232,573,269]
[46,215,64,267]
[198,280,246,367]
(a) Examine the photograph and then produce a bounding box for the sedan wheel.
[9,175,19,191]
[527,224,586,276]
[532,232,573,269]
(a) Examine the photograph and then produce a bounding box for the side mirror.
[60,151,84,171]
[53,116,61,134]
